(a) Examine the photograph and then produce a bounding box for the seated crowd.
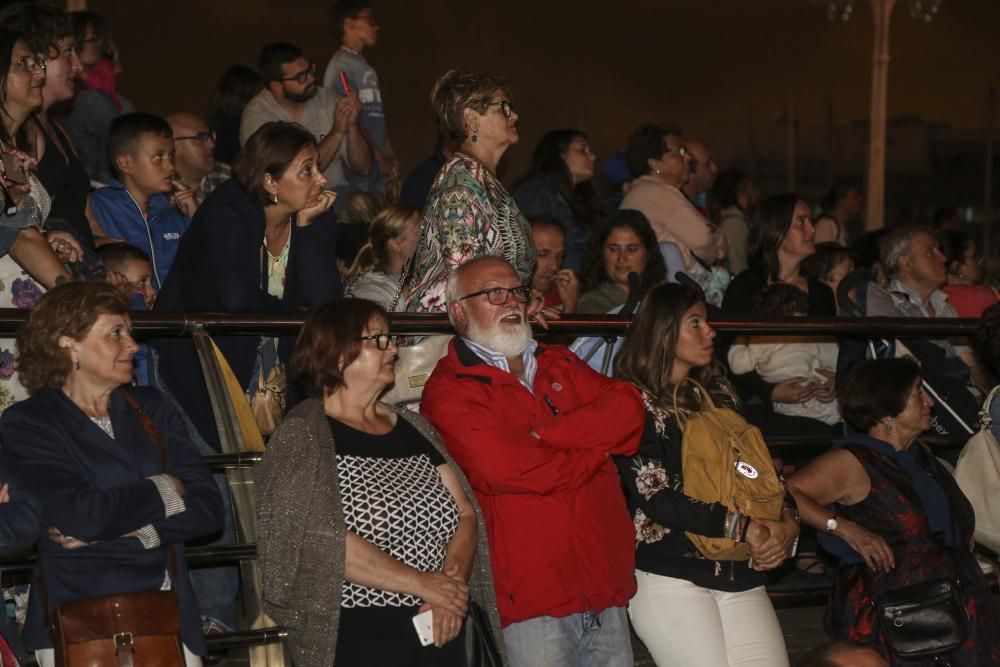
[0,2,992,667]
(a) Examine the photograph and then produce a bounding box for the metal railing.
[0,309,985,655]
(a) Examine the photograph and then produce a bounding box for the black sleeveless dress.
[33,117,93,249]
[825,439,1000,666]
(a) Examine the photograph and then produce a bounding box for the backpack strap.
[672,377,717,431]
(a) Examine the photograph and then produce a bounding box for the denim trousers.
[502,606,633,667]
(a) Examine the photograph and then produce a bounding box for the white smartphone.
[412,609,434,646]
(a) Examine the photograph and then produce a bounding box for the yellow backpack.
[674,378,785,561]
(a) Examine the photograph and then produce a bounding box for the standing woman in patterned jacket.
[403,69,537,314]
[254,298,505,667]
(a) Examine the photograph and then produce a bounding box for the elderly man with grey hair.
[852,225,989,396]
[421,256,645,667]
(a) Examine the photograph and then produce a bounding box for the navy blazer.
[0,387,224,655]
[153,179,343,449]
[0,453,42,664]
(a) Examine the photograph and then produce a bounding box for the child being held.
[97,242,156,385]
[727,283,841,424]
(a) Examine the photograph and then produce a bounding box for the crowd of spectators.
[0,0,991,666]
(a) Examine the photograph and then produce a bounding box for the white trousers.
[628,570,789,667]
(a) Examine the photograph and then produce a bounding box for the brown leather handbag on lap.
[53,591,184,667]
[43,393,186,667]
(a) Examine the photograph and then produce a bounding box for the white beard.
[467,312,532,358]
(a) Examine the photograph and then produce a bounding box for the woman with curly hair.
[577,209,666,313]
[613,282,798,667]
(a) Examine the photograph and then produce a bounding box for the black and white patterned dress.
[329,416,460,654]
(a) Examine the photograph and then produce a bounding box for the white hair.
[444,256,515,329]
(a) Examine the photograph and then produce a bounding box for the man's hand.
[332,92,362,135]
[811,369,837,403]
[554,269,580,313]
[771,377,815,404]
[48,527,93,550]
[170,181,198,218]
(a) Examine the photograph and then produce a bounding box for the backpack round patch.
[735,461,759,479]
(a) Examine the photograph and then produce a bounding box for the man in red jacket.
[421,256,645,667]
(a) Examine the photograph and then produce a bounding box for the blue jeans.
[502,607,633,667]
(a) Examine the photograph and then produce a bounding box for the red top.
[942,284,998,318]
[421,339,643,626]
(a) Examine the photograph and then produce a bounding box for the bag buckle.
[113,632,134,649]
[891,611,904,628]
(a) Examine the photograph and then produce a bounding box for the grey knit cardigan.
[254,398,507,667]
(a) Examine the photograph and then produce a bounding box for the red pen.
[339,71,352,95]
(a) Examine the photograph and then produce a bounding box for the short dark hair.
[107,112,172,170]
[96,242,150,273]
[820,184,860,214]
[931,206,961,230]
[329,0,370,41]
[70,10,111,58]
[756,283,809,318]
[207,65,263,123]
[712,168,750,210]
[839,358,921,432]
[625,123,682,177]
[937,227,980,273]
[976,301,1000,378]
[0,1,71,57]
[802,242,856,284]
[748,192,804,282]
[290,298,388,398]
[528,215,565,236]
[16,281,130,393]
[233,121,317,207]
[580,209,667,293]
[257,42,303,83]
[430,69,508,145]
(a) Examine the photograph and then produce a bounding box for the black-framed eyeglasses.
[358,333,398,350]
[459,285,531,305]
[486,100,514,119]
[174,131,217,144]
[15,55,45,73]
[280,62,316,85]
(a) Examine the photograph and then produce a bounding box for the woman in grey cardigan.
[254,298,505,667]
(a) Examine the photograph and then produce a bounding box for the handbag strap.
[979,385,1000,431]
[388,250,415,312]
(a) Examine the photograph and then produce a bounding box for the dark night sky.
[92,0,1000,181]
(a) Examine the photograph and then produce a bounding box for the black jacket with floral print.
[613,389,768,592]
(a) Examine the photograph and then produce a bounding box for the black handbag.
[875,578,969,659]
[465,600,502,667]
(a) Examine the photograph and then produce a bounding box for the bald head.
[166,112,215,181]
[445,256,533,358]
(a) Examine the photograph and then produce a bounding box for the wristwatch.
[825,515,839,533]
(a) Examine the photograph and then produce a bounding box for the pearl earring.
[271,192,278,205]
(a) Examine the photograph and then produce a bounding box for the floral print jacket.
[613,388,768,592]
[403,154,535,313]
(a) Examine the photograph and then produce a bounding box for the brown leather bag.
[42,392,186,667]
[54,591,184,667]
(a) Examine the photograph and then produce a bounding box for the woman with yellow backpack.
[613,282,800,666]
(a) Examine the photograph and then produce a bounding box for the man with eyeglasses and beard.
[166,113,230,211]
[421,256,645,667]
[240,42,371,197]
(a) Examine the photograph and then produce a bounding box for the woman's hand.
[46,231,83,264]
[297,190,337,227]
[771,377,815,404]
[1,150,36,206]
[750,511,800,570]
[0,483,10,504]
[418,565,467,647]
[837,519,895,573]
[412,567,469,619]
[811,369,837,403]
[48,527,92,550]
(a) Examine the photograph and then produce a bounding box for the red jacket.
[421,338,644,626]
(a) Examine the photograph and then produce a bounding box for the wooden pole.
[865,0,896,231]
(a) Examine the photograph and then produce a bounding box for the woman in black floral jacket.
[613,283,799,667]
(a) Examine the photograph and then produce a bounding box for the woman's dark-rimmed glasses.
[486,100,514,119]
[358,333,398,350]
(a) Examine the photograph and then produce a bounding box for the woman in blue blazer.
[0,282,223,666]
[153,121,343,450]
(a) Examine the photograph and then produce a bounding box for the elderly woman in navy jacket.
[0,281,223,667]
[154,121,341,449]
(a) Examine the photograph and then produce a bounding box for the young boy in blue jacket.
[88,112,193,290]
